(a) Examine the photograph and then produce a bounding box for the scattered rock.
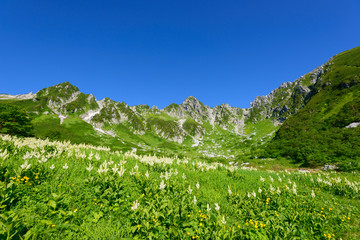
[323,164,338,171]
[345,122,360,128]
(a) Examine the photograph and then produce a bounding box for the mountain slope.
[249,61,330,122]
[265,46,360,170]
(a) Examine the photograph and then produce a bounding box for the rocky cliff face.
[162,96,245,131]
[249,60,331,122]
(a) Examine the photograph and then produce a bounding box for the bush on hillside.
[0,104,33,137]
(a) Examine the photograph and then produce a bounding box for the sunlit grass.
[0,134,359,239]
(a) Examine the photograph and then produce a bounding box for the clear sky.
[1,0,360,109]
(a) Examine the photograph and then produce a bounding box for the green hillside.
[265,47,360,171]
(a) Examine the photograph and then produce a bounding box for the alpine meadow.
[0,46,360,239]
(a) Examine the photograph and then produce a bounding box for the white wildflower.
[276,187,281,195]
[187,185,193,194]
[131,200,140,211]
[206,204,211,212]
[97,165,104,174]
[22,151,31,160]
[260,176,265,182]
[38,156,47,164]
[112,164,119,174]
[165,171,171,180]
[108,159,113,165]
[102,162,109,173]
[252,191,256,197]
[20,160,31,170]
[159,180,166,190]
[269,176,274,182]
[63,163,69,170]
[117,166,125,177]
[86,163,93,172]
[311,190,316,198]
[50,164,55,170]
[193,195,197,205]
[215,203,220,211]
[221,216,226,224]
[196,182,200,189]
[228,186,232,196]
[182,173,186,180]
[145,170,149,178]
[258,187,262,194]
[0,149,8,159]
[270,184,275,193]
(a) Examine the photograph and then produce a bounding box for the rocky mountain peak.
[35,81,80,100]
[181,96,206,114]
[183,96,200,103]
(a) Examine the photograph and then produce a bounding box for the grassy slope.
[32,115,132,150]
[0,135,359,239]
[266,46,360,170]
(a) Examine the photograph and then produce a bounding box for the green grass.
[244,119,278,140]
[322,92,354,120]
[301,73,313,86]
[244,157,302,171]
[144,112,177,121]
[32,114,61,137]
[0,135,359,239]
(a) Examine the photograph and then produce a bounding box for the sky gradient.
[1,0,360,109]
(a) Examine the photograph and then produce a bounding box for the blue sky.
[1,0,360,109]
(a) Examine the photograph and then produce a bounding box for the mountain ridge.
[0,58,331,129]
[0,58,334,150]
[1,46,359,168]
